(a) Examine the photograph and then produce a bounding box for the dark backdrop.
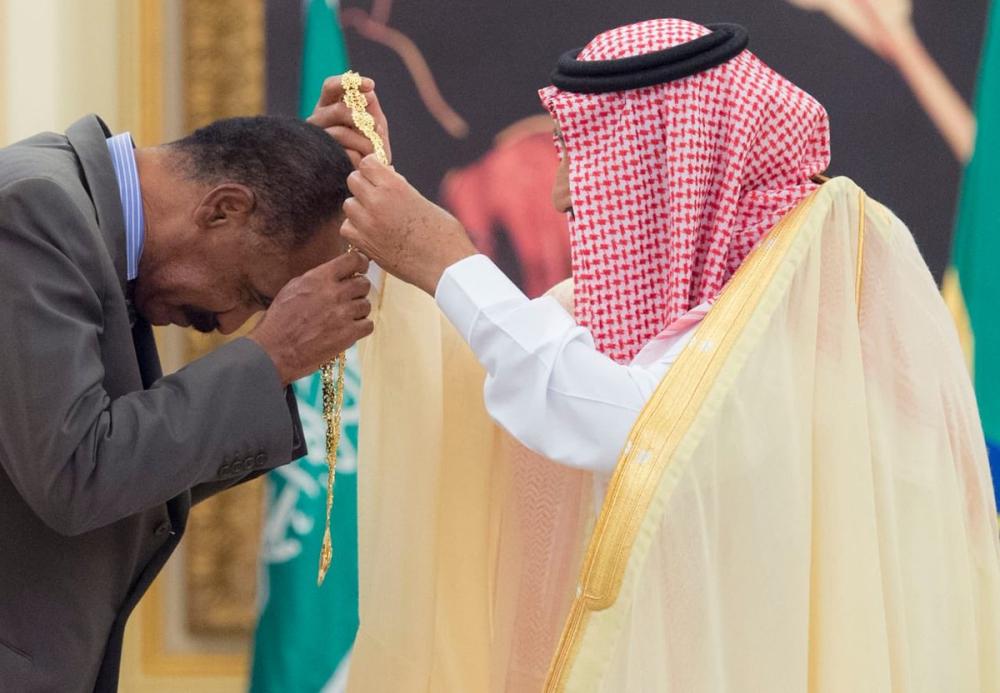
[268,0,989,279]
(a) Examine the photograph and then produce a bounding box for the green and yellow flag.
[250,2,358,691]
[946,0,1000,505]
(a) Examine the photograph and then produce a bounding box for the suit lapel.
[65,115,128,300]
[67,115,162,389]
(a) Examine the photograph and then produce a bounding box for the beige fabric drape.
[350,276,589,693]
[549,177,1000,691]
[350,177,1000,693]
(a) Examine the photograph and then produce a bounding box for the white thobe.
[434,254,704,474]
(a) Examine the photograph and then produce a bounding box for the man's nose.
[216,305,259,335]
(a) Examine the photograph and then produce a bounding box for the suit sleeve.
[0,177,300,535]
[189,387,307,506]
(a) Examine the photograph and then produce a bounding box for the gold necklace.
[316,352,345,586]
[341,71,389,166]
[317,70,389,586]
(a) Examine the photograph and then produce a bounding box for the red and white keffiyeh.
[540,18,831,363]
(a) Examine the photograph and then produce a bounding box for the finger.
[316,76,342,108]
[354,318,375,339]
[310,90,391,164]
[326,126,375,158]
[326,245,368,279]
[342,197,376,232]
[339,218,361,249]
[346,170,377,203]
[317,75,348,107]
[306,102,351,129]
[340,222,374,261]
[340,224,373,262]
[317,74,376,108]
[346,249,371,276]
[350,297,372,319]
[357,154,397,186]
[337,275,372,301]
[347,275,372,298]
[347,150,362,169]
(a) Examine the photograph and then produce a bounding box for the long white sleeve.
[435,255,697,474]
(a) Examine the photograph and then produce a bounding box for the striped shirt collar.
[105,133,145,281]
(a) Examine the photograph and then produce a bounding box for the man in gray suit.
[0,110,373,691]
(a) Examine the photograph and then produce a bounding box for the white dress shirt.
[435,254,704,474]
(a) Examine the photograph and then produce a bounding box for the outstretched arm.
[340,159,698,472]
[437,254,694,472]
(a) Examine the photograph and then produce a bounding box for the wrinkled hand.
[307,75,392,168]
[249,251,373,385]
[341,156,477,295]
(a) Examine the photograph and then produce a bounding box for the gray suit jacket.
[0,115,306,691]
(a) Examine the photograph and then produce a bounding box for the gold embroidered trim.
[544,190,821,691]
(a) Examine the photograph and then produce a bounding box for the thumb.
[340,216,358,241]
[342,196,375,231]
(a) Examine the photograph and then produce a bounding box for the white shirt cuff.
[435,254,527,341]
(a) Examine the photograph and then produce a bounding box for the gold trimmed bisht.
[348,178,1000,692]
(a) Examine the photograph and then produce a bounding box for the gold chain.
[316,352,345,585]
[341,70,390,166]
[316,70,385,586]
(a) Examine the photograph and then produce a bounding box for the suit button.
[218,463,231,477]
[255,453,267,468]
[154,522,172,537]
[243,455,255,471]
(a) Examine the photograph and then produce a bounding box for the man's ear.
[193,183,256,230]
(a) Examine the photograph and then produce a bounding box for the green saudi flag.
[249,2,357,691]
[947,0,1000,505]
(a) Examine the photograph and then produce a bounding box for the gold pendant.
[317,70,385,586]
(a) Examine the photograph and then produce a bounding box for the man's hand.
[340,155,477,295]
[307,75,392,168]
[248,251,373,385]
